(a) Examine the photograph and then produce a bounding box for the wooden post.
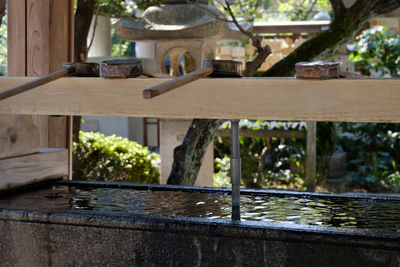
[4,1,40,158]
[306,121,317,192]
[7,0,74,178]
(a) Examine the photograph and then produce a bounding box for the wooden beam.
[252,21,330,34]
[1,78,400,123]
[216,129,306,139]
[0,148,68,190]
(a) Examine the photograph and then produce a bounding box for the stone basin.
[0,179,399,266]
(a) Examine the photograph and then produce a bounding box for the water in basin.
[0,185,399,235]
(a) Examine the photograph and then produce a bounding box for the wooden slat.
[27,0,50,76]
[68,0,74,62]
[32,115,48,147]
[27,0,50,147]
[49,0,71,72]
[48,116,67,148]
[0,148,68,190]
[1,78,400,123]
[7,0,26,76]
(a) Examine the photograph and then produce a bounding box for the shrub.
[73,131,160,184]
[350,26,400,78]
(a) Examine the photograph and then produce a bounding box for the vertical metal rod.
[306,121,317,192]
[230,120,241,220]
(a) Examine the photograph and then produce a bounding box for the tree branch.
[74,0,96,62]
[187,0,233,23]
[223,0,271,76]
[329,0,346,15]
[302,0,318,20]
[224,0,259,46]
[374,0,400,15]
[244,44,271,77]
[0,0,5,23]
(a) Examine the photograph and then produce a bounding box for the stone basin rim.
[0,179,400,250]
[58,180,400,203]
[0,206,399,250]
[1,179,400,204]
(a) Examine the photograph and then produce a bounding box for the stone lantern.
[115,1,246,186]
[115,0,246,75]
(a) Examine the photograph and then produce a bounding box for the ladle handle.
[0,69,70,101]
[142,69,172,78]
[143,67,214,99]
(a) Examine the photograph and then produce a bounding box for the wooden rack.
[0,77,399,123]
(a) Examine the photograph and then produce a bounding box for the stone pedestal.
[87,15,111,58]
[160,119,214,187]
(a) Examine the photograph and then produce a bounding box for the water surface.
[0,186,399,234]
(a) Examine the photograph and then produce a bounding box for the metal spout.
[230,120,241,220]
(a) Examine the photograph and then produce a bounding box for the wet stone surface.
[0,185,400,235]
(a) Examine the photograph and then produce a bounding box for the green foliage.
[317,122,339,180]
[74,131,160,184]
[0,15,6,76]
[96,0,162,15]
[96,0,126,17]
[75,0,161,16]
[214,120,400,192]
[111,41,131,57]
[213,156,231,187]
[277,0,331,21]
[214,120,306,189]
[350,26,400,78]
[212,0,271,22]
[339,123,400,192]
[110,21,133,57]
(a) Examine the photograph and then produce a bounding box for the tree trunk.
[167,119,224,185]
[73,0,96,145]
[167,0,400,186]
[74,0,96,63]
[0,0,5,23]
[72,0,96,178]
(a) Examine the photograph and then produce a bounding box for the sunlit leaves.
[277,0,331,21]
[212,0,272,22]
[350,26,400,77]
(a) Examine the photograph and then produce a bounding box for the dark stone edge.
[1,179,400,251]
[56,180,400,203]
[0,208,399,251]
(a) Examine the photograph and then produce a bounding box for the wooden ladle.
[100,59,171,79]
[142,60,242,99]
[0,62,99,101]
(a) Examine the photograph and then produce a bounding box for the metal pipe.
[230,120,241,220]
